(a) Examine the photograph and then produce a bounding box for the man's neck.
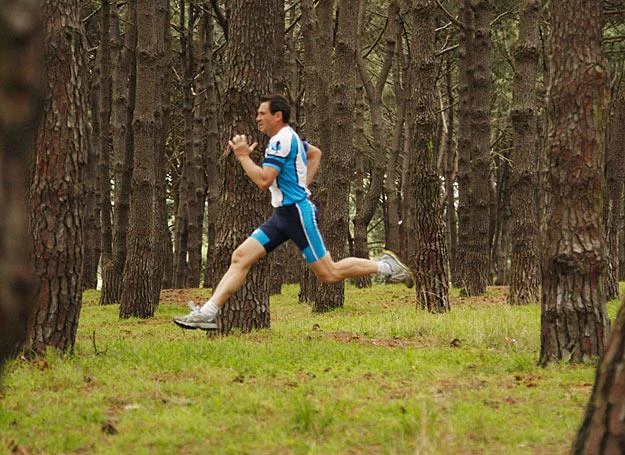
[268,123,288,137]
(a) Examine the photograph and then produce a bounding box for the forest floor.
[0,283,615,454]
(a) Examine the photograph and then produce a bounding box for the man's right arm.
[306,144,322,186]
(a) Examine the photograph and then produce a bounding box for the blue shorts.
[250,199,328,264]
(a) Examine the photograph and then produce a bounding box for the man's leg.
[209,237,267,307]
[173,237,266,329]
[309,251,414,288]
[309,253,378,284]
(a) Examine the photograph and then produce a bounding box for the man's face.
[256,101,281,136]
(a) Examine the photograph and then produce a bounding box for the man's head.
[257,94,290,136]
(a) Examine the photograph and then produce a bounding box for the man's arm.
[306,144,322,186]
[228,134,278,191]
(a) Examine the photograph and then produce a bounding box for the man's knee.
[231,245,254,268]
[313,266,340,284]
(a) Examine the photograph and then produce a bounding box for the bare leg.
[210,237,266,307]
[309,254,378,284]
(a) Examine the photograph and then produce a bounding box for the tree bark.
[604,84,625,301]
[462,0,492,296]
[119,0,162,318]
[539,0,609,366]
[574,302,625,453]
[455,0,474,290]
[29,0,88,354]
[101,2,136,304]
[83,45,101,291]
[444,55,459,286]
[212,0,283,334]
[98,0,113,272]
[508,0,541,305]
[309,0,358,312]
[202,2,220,289]
[299,0,333,305]
[404,0,450,312]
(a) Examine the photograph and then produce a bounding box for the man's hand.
[228,134,258,159]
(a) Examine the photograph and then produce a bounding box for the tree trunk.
[202,3,220,289]
[101,2,136,304]
[83,49,101,291]
[309,0,358,312]
[508,0,541,305]
[574,302,625,452]
[539,0,609,366]
[444,55,459,286]
[0,2,41,366]
[119,0,162,318]
[29,0,88,354]
[463,0,492,296]
[404,0,450,312]
[150,0,168,301]
[352,84,370,288]
[490,154,511,285]
[384,29,406,254]
[212,0,283,334]
[604,84,625,301]
[455,0,473,290]
[98,0,113,274]
[160,3,174,290]
[299,0,333,305]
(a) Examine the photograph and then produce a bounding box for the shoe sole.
[383,250,415,289]
[173,318,218,331]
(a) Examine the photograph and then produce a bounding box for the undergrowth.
[0,284,616,454]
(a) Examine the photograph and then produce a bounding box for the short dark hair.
[261,94,291,124]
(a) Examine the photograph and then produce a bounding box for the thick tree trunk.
[29,0,88,354]
[0,2,42,366]
[463,0,492,296]
[212,0,283,334]
[508,0,541,305]
[310,0,358,312]
[119,0,162,318]
[539,0,609,366]
[404,0,449,312]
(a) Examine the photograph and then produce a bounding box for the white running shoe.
[173,301,217,330]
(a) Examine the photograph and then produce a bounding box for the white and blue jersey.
[262,126,311,207]
[250,126,327,264]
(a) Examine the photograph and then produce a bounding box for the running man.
[174,94,413,330]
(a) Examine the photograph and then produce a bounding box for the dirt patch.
[319,330,427,349]
[451,285,510,307]
[159,288,210,306]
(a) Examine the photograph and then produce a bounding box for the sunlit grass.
[0,283,617,454]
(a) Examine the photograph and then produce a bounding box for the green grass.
[0,284,617,454]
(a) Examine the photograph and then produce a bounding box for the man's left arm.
[228,134,278,191]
